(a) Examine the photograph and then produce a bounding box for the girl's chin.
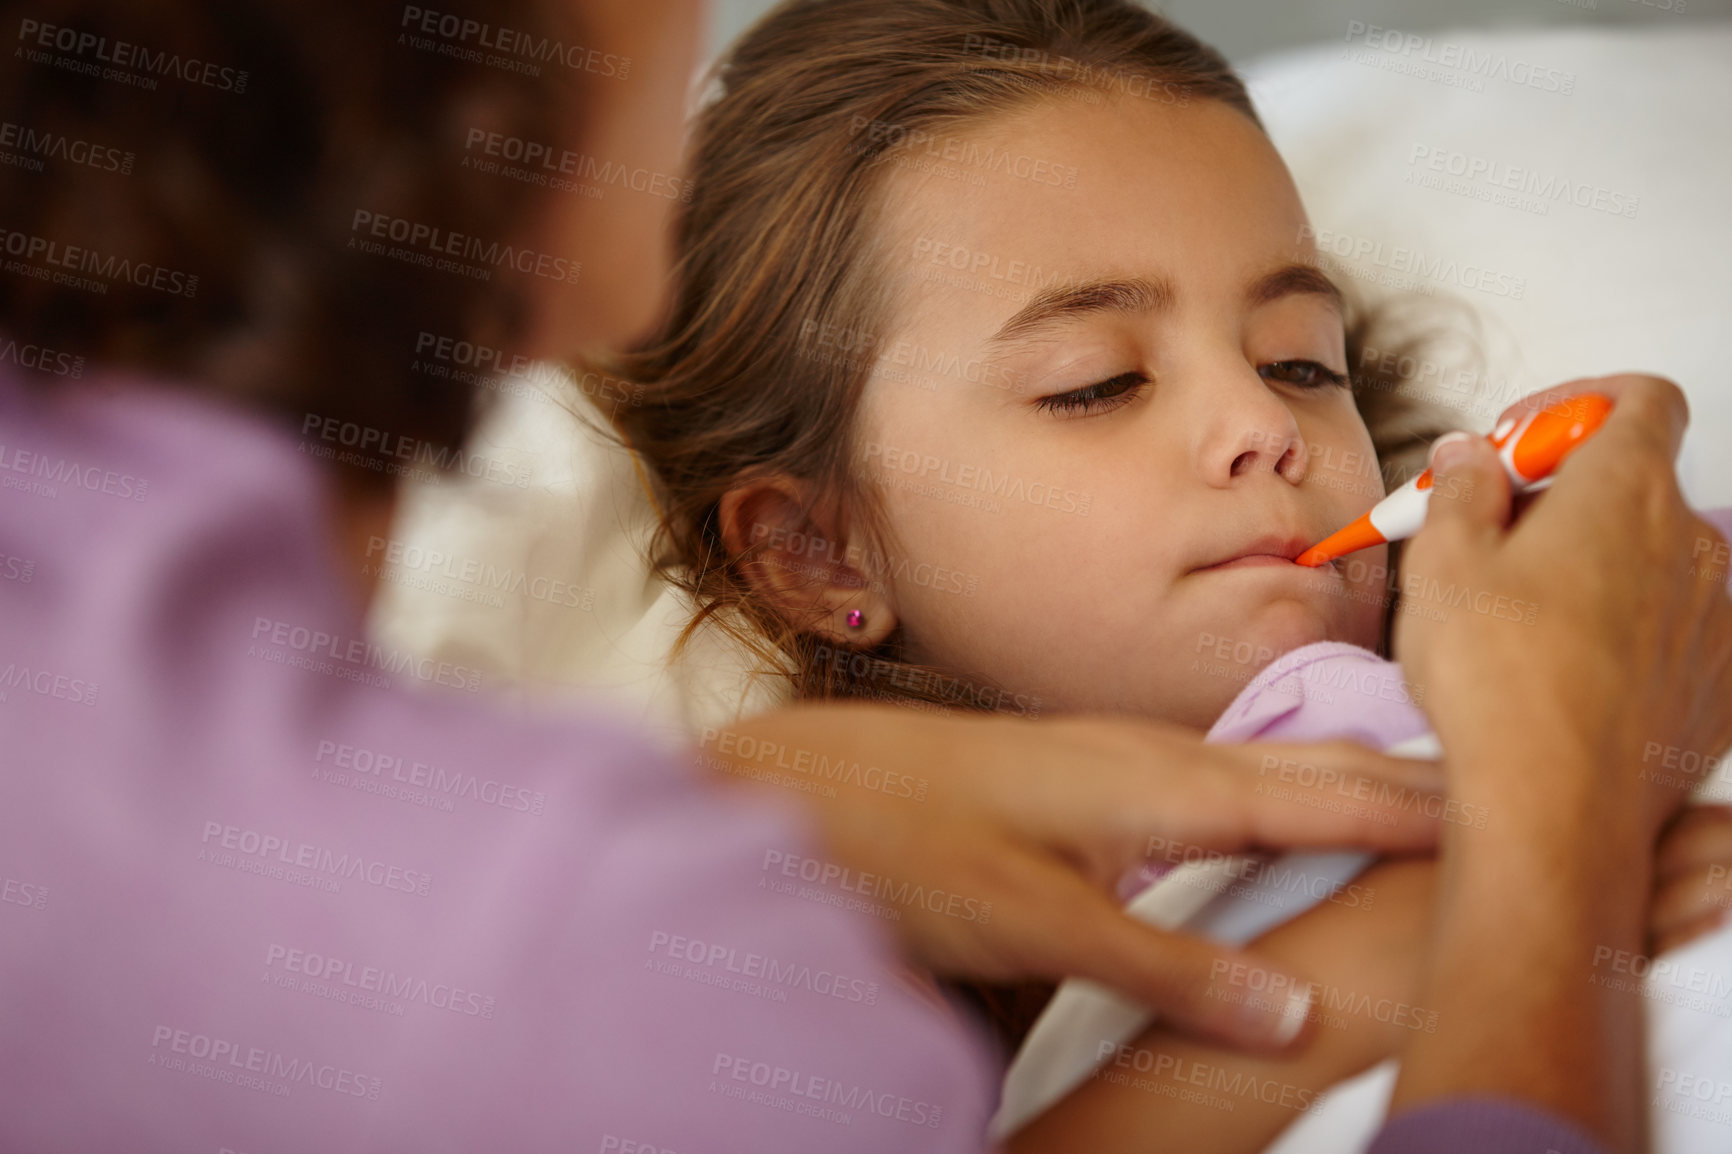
[1187,602,1378,682]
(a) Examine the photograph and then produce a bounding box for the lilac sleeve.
[0,378,997,1153]
[1205,640,1431,748]
[1367,1098,1607,1154]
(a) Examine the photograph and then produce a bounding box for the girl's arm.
[1008,856,1436,1154]
[1009,809,1732,1154]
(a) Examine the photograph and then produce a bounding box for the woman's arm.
[1009,856,1436,1154]
[1385,377,1732,1152]
[708,708,1450,1051]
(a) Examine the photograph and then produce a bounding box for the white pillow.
[1245,20,1732,508]
[367,373,788,747]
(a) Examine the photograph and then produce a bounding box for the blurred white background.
[710,0,1732,63]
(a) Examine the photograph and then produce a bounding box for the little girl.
[602,0,1732,1150]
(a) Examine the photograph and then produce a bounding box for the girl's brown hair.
[609,0,1452,1051]
[611,0,1447,727]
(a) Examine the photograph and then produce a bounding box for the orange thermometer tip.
[1295,512,1388,568]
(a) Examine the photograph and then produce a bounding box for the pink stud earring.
[846,609,865,629]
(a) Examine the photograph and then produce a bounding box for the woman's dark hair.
[0,0,586,490]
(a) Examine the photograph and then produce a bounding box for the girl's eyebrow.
[985,264,1344,351]
[988,276,1173,349]
[1246,263,1346,313]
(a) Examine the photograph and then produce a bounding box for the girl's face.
[858,95,1388,730]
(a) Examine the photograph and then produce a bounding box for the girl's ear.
[717,478,897,647]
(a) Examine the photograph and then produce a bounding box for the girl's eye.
[1260,360,1349,389]
[1035,370,1148,416]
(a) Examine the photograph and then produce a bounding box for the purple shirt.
[1368,1098,1607,1154]
[0,374,995,1152]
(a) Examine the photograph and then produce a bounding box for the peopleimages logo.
[149,1025,381,1100]
[647,930,881,1005]
[1343,21,1576,95]
[300,413,530,490]
[16,18,250,92]
[398,6,630,79]
[0,438,146,498]
[0,119,134,174]
[1300,225,1526,300]
[711,1053,945,1128]
[249,614,484,692]
[1407,144,1640,219]
[199,819,434,897]
[462,129,692,202]
[761,849,992,924]
[349,210,581,284]
[313,739,549,815]
[0,227,198,297]
[265,943,497,1018]
[0,335,83,377]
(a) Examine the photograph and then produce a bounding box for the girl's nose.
[1194,370,1309,487]
[1228,431,1303,480]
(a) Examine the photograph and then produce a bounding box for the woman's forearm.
[1387,379,1732,1153]
[1388,740,1653,1152]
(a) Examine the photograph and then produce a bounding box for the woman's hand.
[700,706,1447,1054]
[1652,805,1732,956]
[1385,374,1732,1153]
[1396,374,1732,842]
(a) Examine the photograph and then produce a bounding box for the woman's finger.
[1654,806,1732,882]
[1650,866,1731,935]
[1648,808,1732,954]
[1492,375,1689,464]
[1012,859,1318,1054]
[836,801,1323,1054]
[1205,739,1447,855]
[1651,908,1731,959]
[1018,723,1448,862]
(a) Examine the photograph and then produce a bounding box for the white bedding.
[369,376,788,748]
[1246,21,1732,508]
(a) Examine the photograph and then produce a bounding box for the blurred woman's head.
[0,0,700,490]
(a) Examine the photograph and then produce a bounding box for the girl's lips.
[1200,553,1301,571]
[1192,552,1339,574]
[1191,533,1316,573]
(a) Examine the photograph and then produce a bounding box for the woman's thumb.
[1421,431,1510,542]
